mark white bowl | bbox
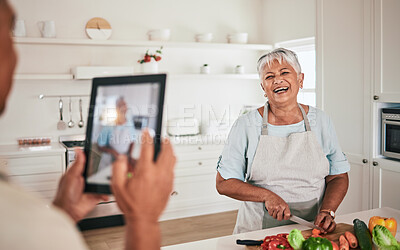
[147,29,171,41]
[195,33,213,43]
[227,33,248,44]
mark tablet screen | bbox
[84,75,165,192]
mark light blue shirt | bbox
[217,106,350,182]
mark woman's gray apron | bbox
[233,102,329,234]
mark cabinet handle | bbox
[198,162,202,166]
[362,159,368,164]
[171,191,178,196]
[198,146,202,150]
[373,95,379,100]
[372,161,379,166]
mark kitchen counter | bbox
[162,207,400,250]
[0,142,66,157]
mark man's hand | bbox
[53,149,108,222]
[111,129,176,223]
[111,130,176,250]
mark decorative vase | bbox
[141,61,159,73]
[200,65,210,74]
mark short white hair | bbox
[257,48,302,79]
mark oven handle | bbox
[383,120,400,126]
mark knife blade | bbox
[290,215,324,231]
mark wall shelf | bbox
[170,74,260,80]
[14,74,74,80]
[13,37,273,51]
[13,73,260,80]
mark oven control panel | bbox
[382,113,400,120]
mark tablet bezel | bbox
[83,74,166,194]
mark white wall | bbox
[260,0,316,44]
[1,0,269,145]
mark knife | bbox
[236,239,264,246]
[290,214,324,231]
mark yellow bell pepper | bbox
[368,216,397,237]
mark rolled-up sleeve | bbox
[217,118,248,181]
[326,117,351,175]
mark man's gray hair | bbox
[257,48,302,79]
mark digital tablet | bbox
[84,74,166,194]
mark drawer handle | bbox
[198,162,202,166]
[171,191,179,196]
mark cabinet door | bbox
[317,0,373,213]
[374,0,400,101]
[2,154,64,201]
[380,168,400,209]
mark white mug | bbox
[13,20,26,37]
[37,20,56,38]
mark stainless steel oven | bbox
[382,108,400,160]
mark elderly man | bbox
[0,1,176,249]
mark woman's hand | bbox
[264,193,291,221]
[314,212,336,233]
[53,149,109,222]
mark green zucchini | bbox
[353,218,373,250]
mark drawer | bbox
[3,155,63,176]
[9,173,61,193]
[175,158,218,177]
[175,145,223,162]
[173,144,224,155]
[168,174,221,204]
[33,189,57,201]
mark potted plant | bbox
[138,47,163,73]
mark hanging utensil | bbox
[68,98,75,128]
[57,98,67,130]
[78,98,84,128]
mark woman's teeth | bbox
[273,87,289,93]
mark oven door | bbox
[382,120,400,159]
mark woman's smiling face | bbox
[260,59,304,106]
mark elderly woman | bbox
[216,48,349,234]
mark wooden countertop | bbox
[162,207,400,250]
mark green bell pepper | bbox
[303,237,333,250]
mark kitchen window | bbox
[275,37,316,107]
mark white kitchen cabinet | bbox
[0,144,65,203]
[371,158,400,210]
[373,0,400,102]
[380,168,400,209]
[160,143,240,221]
[317,0,373,214]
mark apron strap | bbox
[261,102,311,135]
[298,104,311,131]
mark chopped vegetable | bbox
[369,216,397,237]
[303,237,333,250]
[262,233,293,250]
[288,229,305,250]
[372,225,400,250]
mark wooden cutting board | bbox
[246,223,356,250]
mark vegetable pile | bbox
[261,233,293,250]
[270,216,399,250]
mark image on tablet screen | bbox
[86,83,160,185]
